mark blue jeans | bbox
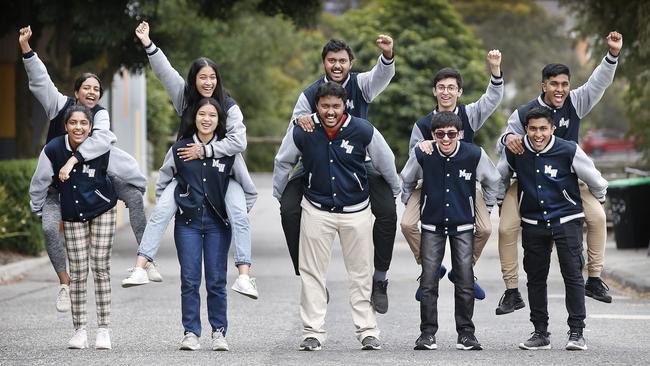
[174,208,231,336]
[138,178,251,266]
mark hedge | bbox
[0,159,44,255]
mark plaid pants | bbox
[63,207,116,330]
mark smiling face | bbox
[195,103,219,141]
[433,77,462,111]
[74,78,101,109]
[323,50,353,83]
[526,117,555,151]
[65,111,91,149]
[542,74,570,109]
[317,95,345,131]
[432,126,460,155]
[195,66,217,98]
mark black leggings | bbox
[280,170,397,275]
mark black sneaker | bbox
[371,280,389,314]
[585,277,612,303]
[495,288,526,315]
[299,337,321,351]
[565,329,587,351]
[361,336,381,350]
[414,334,437,350]
[456,332,482,350]
[519,330,551,350]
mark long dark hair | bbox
[180,97,226,141]
[178,58,226,139]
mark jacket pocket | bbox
[95,189,111,203]
[562,189,578,205]
[353,172,363,190]
[179,184,190,198]
[469,195,475,217]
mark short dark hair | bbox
[431,111,463,131]
[74,73,103,99]
[433,67,463,89]
[63,104,94,127]
[180,97,227,140]
[524,106,553,127]
[321,39,354,61]
[315,81,347,104]
[542,63,570,81]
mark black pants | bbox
[522,220,586,332]
[419,230,475,336]
[280,168,397,276]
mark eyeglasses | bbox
[435,84,459,93]
[434,130,459,139]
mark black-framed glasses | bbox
[434,130,459,139]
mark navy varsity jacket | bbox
[497,135,608,227]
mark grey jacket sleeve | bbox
[464,74,504,132]
[367,128,400,196]
[571,53,619,118]
[290,93,312,121]
[155,147,177,199]
[356,54,396,102]
[496,152,514,203]
[407,123,426,158]
[107,146,147,193]
[272,129,302,200]
[572,145,608,202]
[205,104,247,158]
[497,109,525,151]
[76,109,117,162]
[399,154,422,205]
[146,43,186,115]
[29,149,54,215]
[230,154,258,212]
[22,53,69,120]
[476,148,500,208]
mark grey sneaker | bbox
[361,336,381,350]
[179,332,200,350]
[519,330,551,350]
[299,337,321,351]
[566,330,587,351]
[56,284,71,312]
[456,332,482,350]
[212,331,229,351]
[414,334,437,350]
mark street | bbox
[1,173,649,365]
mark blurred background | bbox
[1,0,648,253]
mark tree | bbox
[563,0,649,159]
[325,0,504,167]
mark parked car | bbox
[581,129,636,156]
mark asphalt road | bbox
[2,173,650,365]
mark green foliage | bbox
[326,0,503,167]
[0,160,44,255]
[563,0,650,161]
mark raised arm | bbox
[464,50,504,132]
[571,31,622,118]
[356,34,395,103]
[367,127,400,196]
[136,21,186,115]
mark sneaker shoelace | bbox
[567,330,582,342]
[592,278,610,293]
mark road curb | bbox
[602,267,650,295]
[0,256,49,282]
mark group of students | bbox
[21,20,623,352]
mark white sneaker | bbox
[231,275,259,299]
[121,267,149,288]
[212,331,229,351]
[95,328,112,350]
[179,332,200,350]
[56,284,71,312]
[68,329,88,349]
[145,261,163,282]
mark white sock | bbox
[238,274,250,280]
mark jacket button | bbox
[73,185,77,189]
[72,169,76,172]
[203,178,206,182]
